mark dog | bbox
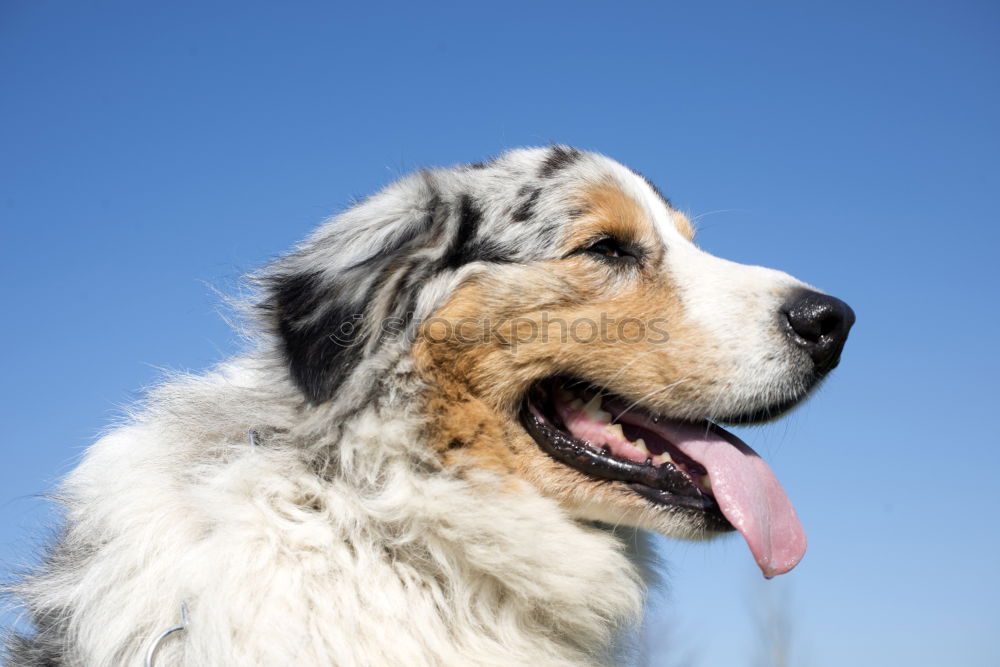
[3,146,853,666]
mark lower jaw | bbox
[518,394,732,532]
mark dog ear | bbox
[265,270,367,404]
[261,175,450,404]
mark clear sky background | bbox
[1,1,997,665]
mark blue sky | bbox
[1,1,997,664]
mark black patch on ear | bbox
[539,145,581,178]
[266,187,509,404]
[268,271,366,404]
[266,187,454,404]
[512,187,542,222]
[441,194,484,269]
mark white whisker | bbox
[612,378,692,424]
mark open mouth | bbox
[520,377,807,577]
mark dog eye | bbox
[586,238,639,262]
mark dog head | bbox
[262,146,854,577]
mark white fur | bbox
[11,357,645,666]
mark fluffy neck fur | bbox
[9,352,648,666]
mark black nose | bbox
[782,289,856,372]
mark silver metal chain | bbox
[143,602,188,667]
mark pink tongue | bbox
[646,418,806,577]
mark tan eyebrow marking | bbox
[564,182,650,251]
[671,210,695,241]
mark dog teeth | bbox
[569,398,584,410]
[605,423,625,440]
[701,475,713,492]
[632,438,649,455]
[582,395,612,423]
[591,408,613,423]
[652,452,673,466]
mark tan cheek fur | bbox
[412,184,719,515]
